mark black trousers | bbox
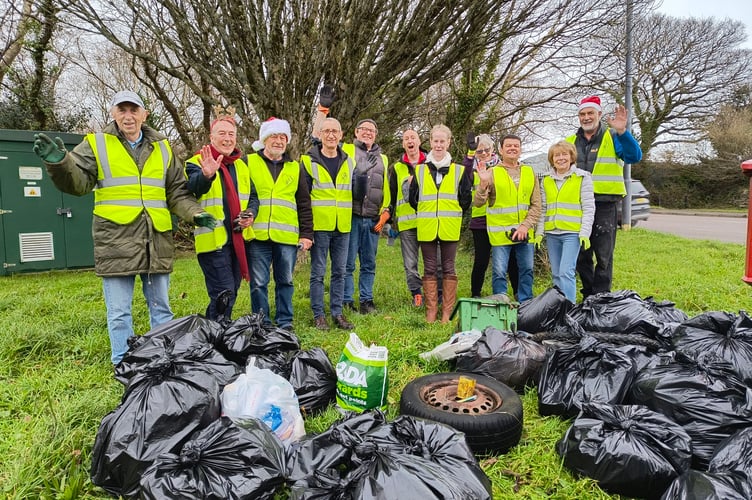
[577,200,618,298]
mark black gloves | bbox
[466,132,478,151]
[319,85,336,108]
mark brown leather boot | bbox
[440,274,459,324]
[423,275,439,323]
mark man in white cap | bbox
[246,117,314,331]
[566,95,642,299]
[32,90,216,365]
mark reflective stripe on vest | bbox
[393,161,417,230]
[543,174,583,232]
[302,155,354,232]
[486,165,535,246]
[416,163,463,242]
[247,154,300,244]
[187,154,255,253]
[471,171,487,218]
[567,130,626,196]
[88,132,172,231]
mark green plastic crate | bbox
[449,297,518,332]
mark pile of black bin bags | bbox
[91,313,492,499]
[456,288,752,499]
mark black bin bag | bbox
[216,313,300,365]
[661,470,751,500]
[557,403,692,499]
[672,310,752,385]
[455,326,547,391]
[708,427,752,479]
[115,331,240,388]
[568,290,672,345]
[139,416,287,499]
[286,411,492,499]
[630,351,752,470]
[517,286,573,333]
[538,336,637,418]
[91,353,222,497]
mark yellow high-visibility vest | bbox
[247,154,300,245]
[566,129,626,196]
[301,155,354,232]
[88,132,172,231]
[392,161,418,230]
[186,154,254,253]
[543,173,584,232]
[486,165,535,246]
[415,163,464,242]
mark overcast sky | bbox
[655,0,752,48]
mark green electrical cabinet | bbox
[0,129,93,275]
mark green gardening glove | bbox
[194,213,218,228]
[580,237,590,250]
[531,234,543,250]
[33,133,67,163]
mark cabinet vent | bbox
[19,232,55,262]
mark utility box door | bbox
[0,130,93,275]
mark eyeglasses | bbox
[476,148,492,155]
[357,126,377,134]
[320,129,341,136]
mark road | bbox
[637,212,748,245]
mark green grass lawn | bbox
[0,228,748,499]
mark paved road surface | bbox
[638,213,747,245]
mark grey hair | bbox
[477,134,494,150]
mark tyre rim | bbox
[419,379,503,414]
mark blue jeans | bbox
[310,230,350,318]
[248,240,297,328]
[344,215,380,303]
[102,273,173,365]
[491,243,534,301]
[546,233,580,303]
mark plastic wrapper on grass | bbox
[537,336,637,418]
[286,411,491,499]
[660,470,751,500]
[630,351,752,470]
[90,355,222,497]
[517,286,573,333]
[557,403,692,499]
[139,416,287,500]
[672,310,752,385]
[115,333,240,388]
[215,313,300,364]
[455,326,546,391]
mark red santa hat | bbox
[578,96,602,112]
[252,117,292,151]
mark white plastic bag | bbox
[419,329,483,361]
[221,362,306,444]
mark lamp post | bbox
[622,0,634,229]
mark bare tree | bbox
[59,0,644,156]
[0,0,35,86]
[591,12,752,157]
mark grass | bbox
[0,228,749,499]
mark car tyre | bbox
[399,372,523,454]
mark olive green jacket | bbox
[43,122,204,276]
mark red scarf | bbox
[209,145,250,282]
